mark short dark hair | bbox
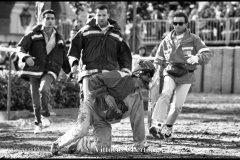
[42,10,56,18]
[173,11,188,23]
[95,4,108,12]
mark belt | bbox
[82,69,110,74]
[188,70,194,73]
[78,69,110,83]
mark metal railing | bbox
[141,17,240,46]
[0,46,17,120]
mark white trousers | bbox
[152,76,191,125]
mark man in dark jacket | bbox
[16,10,70,134]
[68,4,132,102]
[51,60,155,155]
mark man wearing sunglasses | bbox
[149,11,213,139]
[51,60,155,155]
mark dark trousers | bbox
[29,74,54,125]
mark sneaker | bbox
[51,142,60,155]
[67,140,79,154]
[41,115,51,128]
[162,125,173,139]
[149,125,164,139]
[34,123,43,134]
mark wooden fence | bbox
[190,46,240,93]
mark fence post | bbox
[132,1,137,53]
[225,18,230,46]
[195,19,199,37]
[7,52,13,120]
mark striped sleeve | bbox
[194,36,213,64]
[16,32,33,63]
[154,41,166,66]
[67,31,83,66]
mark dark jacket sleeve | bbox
[117,41,132,72]
[17,32,33,63]
[62,45,71,74]
[67,30,84,67]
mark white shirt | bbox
[41,26,56,55]
[97,22,113,35]
[173,32,185,47]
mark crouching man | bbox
[51,60,155,155]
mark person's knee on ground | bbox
[52,99,92,153]
[75,124,112,153]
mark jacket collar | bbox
[87,18,121,31]
[165,29,193,45]
[32,24,63,41]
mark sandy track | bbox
[0,93,240,158]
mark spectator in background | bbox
[214,3,225,19]
[188,4,199,34]
[176,5,183,12]
[86,13,95,24]
[167,10,175,31]
[72,18,83,31]
[225,2,236,18]
[136,46,149,57]
[128,14,144,53]
[235,5,240,17]
[189,4,199,21]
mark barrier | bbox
[210,47,222,93]
[0,46,17,120]
[141,17,240,46]
[234,47,240,93]
[221,47,234,93]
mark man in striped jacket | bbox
[68,4,132,103]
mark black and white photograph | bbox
[0,1,240,158]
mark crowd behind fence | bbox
[141,17,240,46]
[56,17,240,47]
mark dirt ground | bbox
[0,93,240,159]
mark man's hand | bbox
[104,95,122,114]
[25,57,35,66]
[187,55,199,65]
